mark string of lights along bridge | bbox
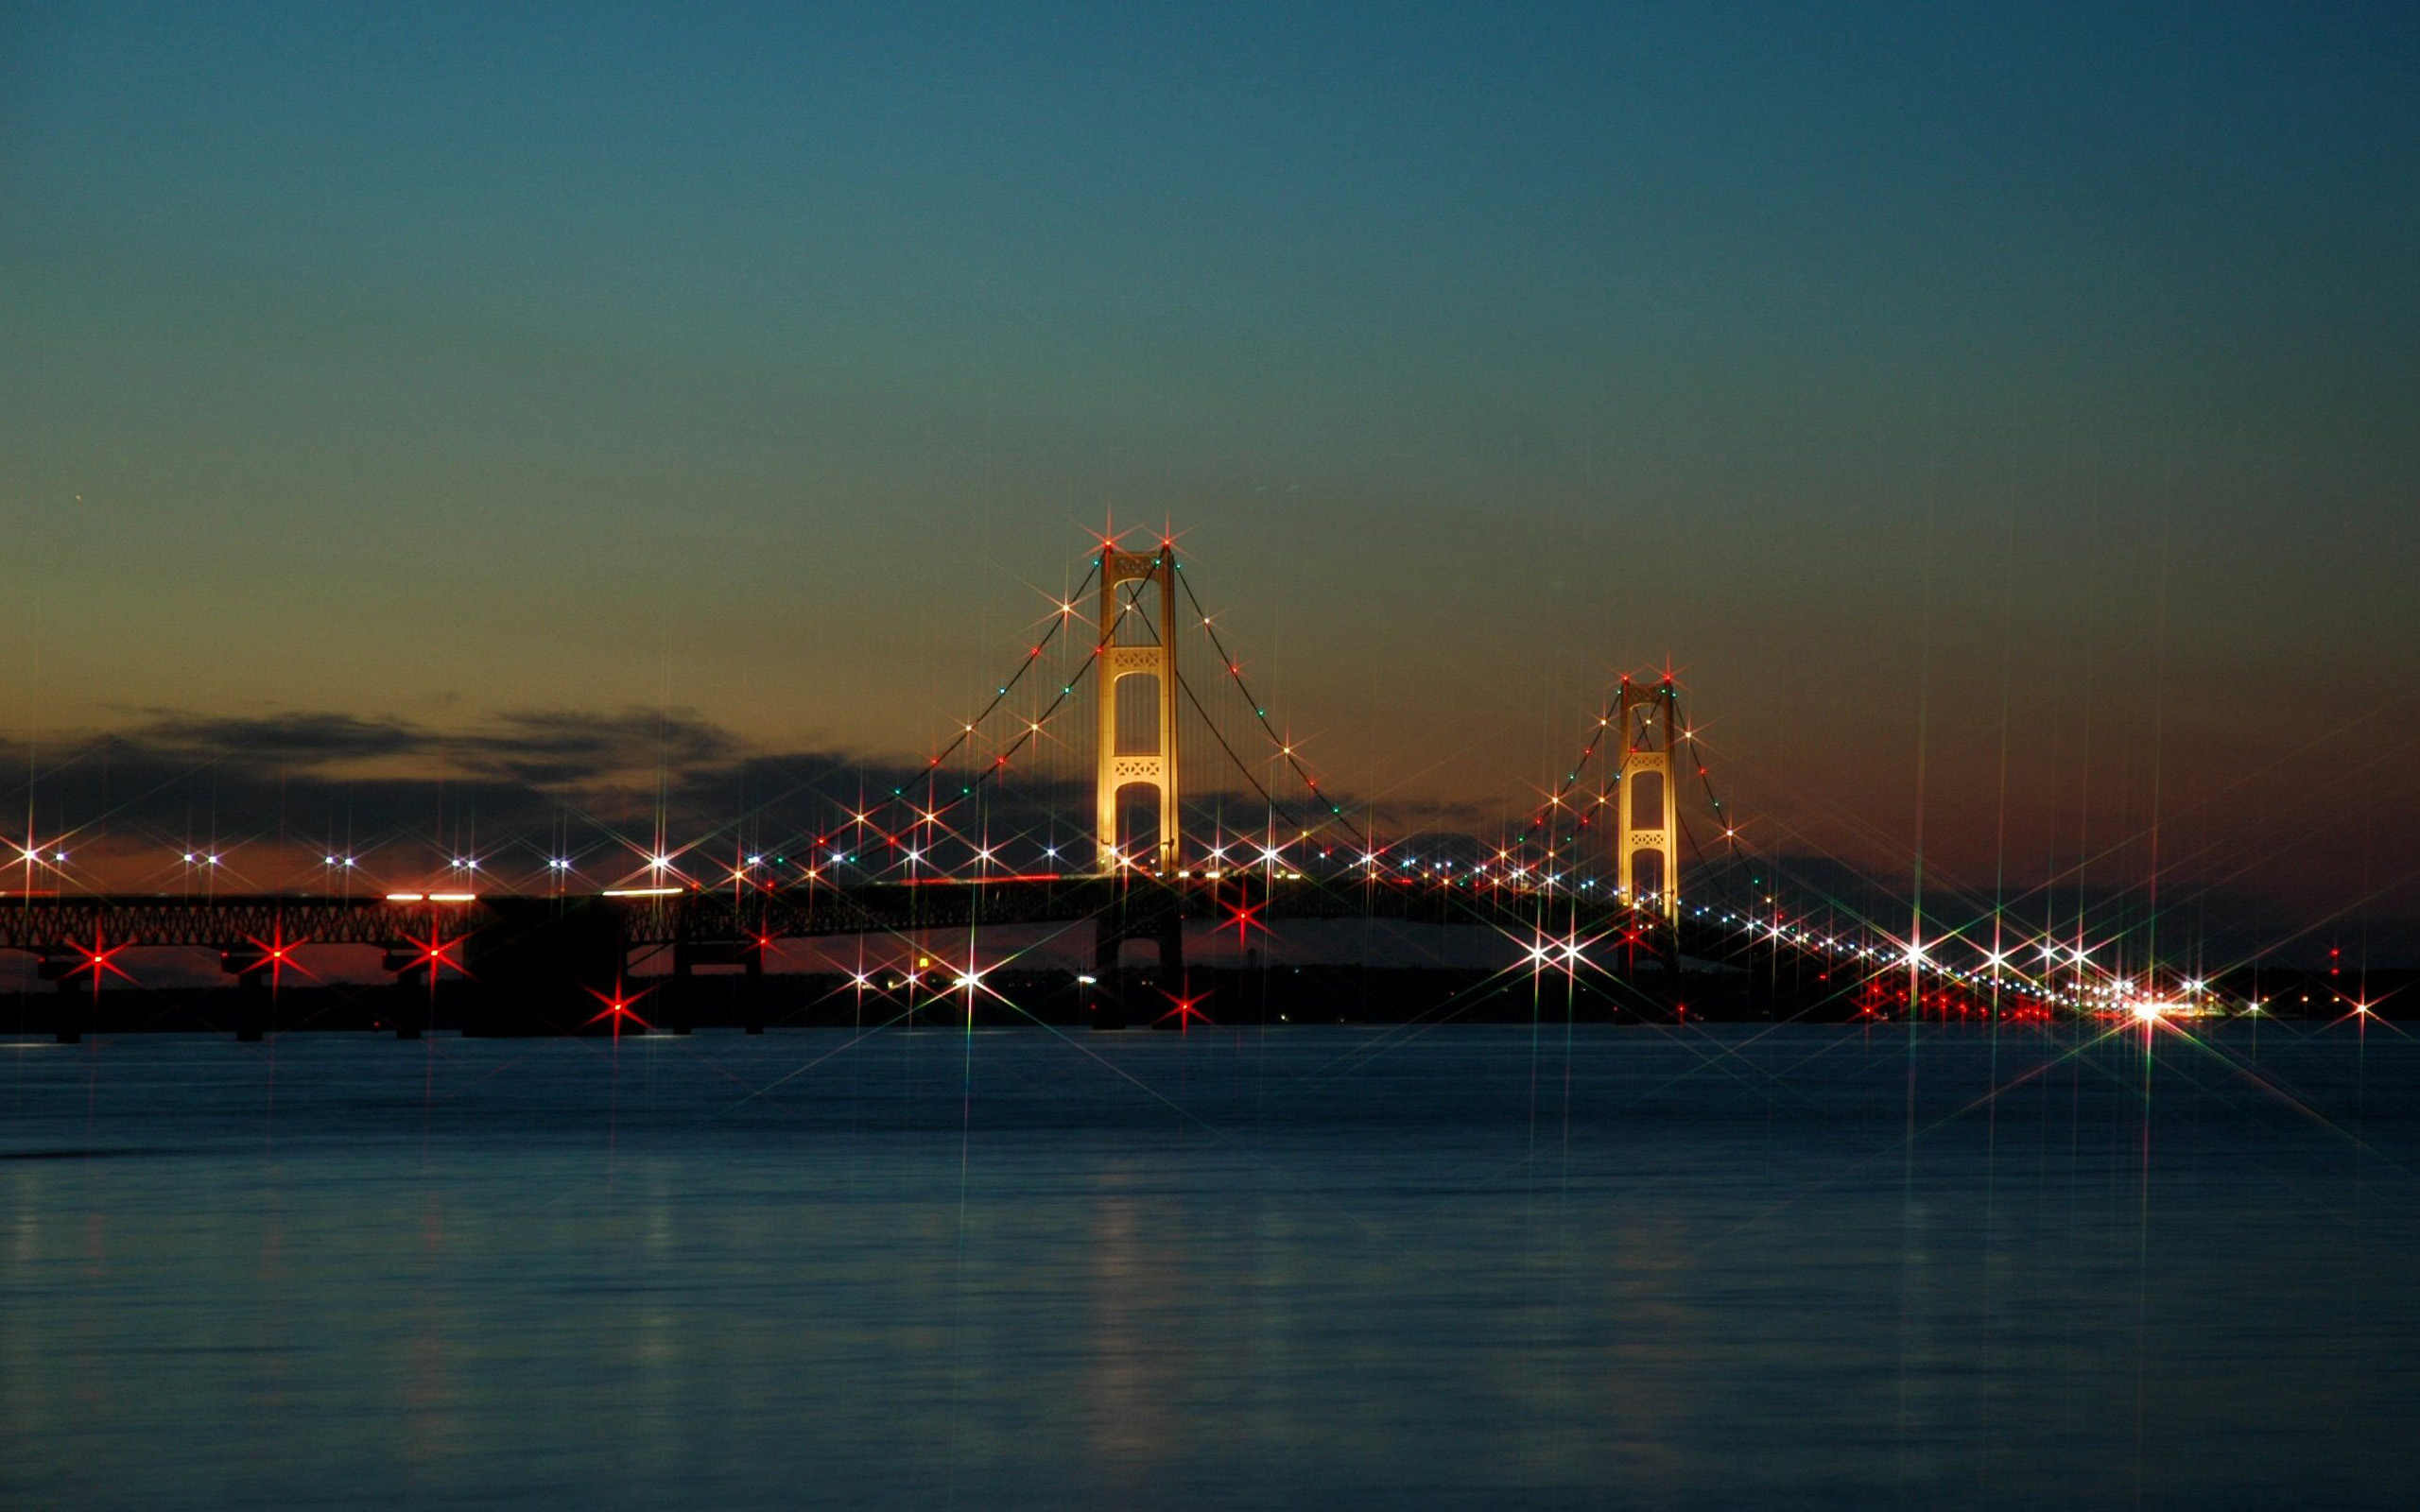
[7,529,2284,1041]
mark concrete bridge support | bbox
[1092,891,1184,1030]
[459,899,628,1037]
[380,952,437,1038]
[36,957,83,1043]
[220,950,272,1041]
[667,937,766,1034]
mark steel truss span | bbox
[0,878,1700,954]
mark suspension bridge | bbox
[5,532,2239,1040]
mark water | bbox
[4,1022,2414,1510]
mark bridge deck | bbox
[0,877,1731,955]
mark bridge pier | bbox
[1619,953,1683,1022]
[459,899,628,1038]
[222,950,271,1041]
[36,958,84,1043]
[1093,901,1184,1030]
[1638,917,1686,1021]
[669,938,768,1033]
[381,952,435,1038]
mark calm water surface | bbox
[3,1022,2414,1510]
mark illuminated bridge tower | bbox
[1091,543,1184,1020]
[1615,679,1682,924]
[1095,544,1181,874]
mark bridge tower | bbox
[1095,544,1181,874]
[1614,679,1681,923]
[1090,542,1185,1022]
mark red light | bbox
[243,924,313,989]
[584,980,653,1040]
[65,933,134,989]
[1155,988,1213,1032]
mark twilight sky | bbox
[5,3,2416,957]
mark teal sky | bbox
[4,2,2416,946]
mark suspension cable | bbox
[921,558,1103,774]
[1175,567,1369,849]
[1511,686,1627,850]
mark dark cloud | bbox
[119,707,740,788]
[455,709,742,787]
[133,712,428,766]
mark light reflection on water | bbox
[2,1023,2413,1510]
